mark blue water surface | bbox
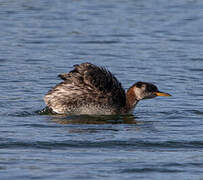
[0,0,203,179]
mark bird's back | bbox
[44,63,126,115]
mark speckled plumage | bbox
[44,63,126,115]
[44,62,171,115]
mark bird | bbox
[44,62,171,115]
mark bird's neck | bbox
[125,87,139,113]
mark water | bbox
[0,0,203,179]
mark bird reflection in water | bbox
[50,114,137,125]
[39,109,156,133]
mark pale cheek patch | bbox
[133,87,142,100]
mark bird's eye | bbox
[147,85,158,92]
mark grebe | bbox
[44,63,171,115]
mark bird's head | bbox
[131,81,171,101]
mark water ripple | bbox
[120,167,183,173]
[1,140,203,150]
[72,40,120,44]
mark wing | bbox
[44,62,126,114]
